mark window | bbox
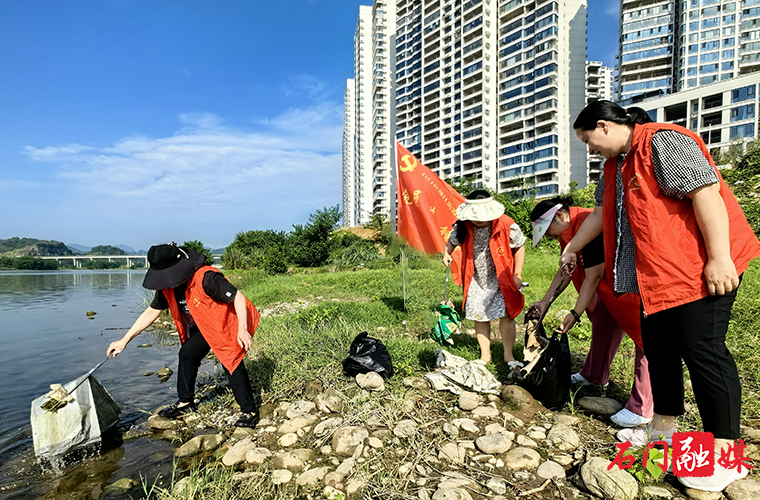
[732,85,756,103]
[729,123,755,139]
[731,104,755,122]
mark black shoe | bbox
[157,401,196,419]
[235,412,260,428]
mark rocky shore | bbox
[121,372,760,500]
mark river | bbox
[0,270,217,499]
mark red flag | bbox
[396,143,465,283]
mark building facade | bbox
[342,80,358,227]
[638,73,758,153]
[618,0,760,103]
[586,61,615,183]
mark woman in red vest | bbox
[107,243,261,428]
[564,100,760,492]
[529,197,653,428]
[442,190,526,368]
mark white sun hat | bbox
[456,197,505,222]
[532,204,563,247]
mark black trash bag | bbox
[342,332,394,379]
[519,328,571,411]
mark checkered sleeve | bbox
[594,175,604,207]
[651,130,718,199]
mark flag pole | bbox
[401,245,407,312]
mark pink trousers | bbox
[579,295,654,417]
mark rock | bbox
[546,424,580,452]
[452,418,479,434]
[172,476,192,496]
[277,414,318,434]
[553,454,573,466]
[346,479,367,499]
[459,391,480,410]
[578,397,623,416]
[554,414,580,426]
[394,419,419,439]
[303,379,322,398]
[271,469,292,485]
[323,472,344,488]
[272,448,316,472]
[505,447,541,470]
[314,417,344,436]
[316,391,344,414]
[431,488,473,500]
[336,458,355,476]
[537,460,566,479]
[296,466,331,487]
[259,403,275,417]
[147,415,177,430]
[580,457,638,500]
[472,406,500,418]
[516,435,537,448]
[278,433,299,447]
[105,477,138,491]
[156,366,173,378]
[439,443,465,463]
[367,437,383,449]
[286,400,316,418]
[486,477,507,495]
[143,372,155,376]
[500,385,534,410]
[726,479,760,500]
[232,427,258,440]
[332,427,369,457]
[222,438,256,466]
[740,425,760,442]
[245,447,272,466]
[403,376,430,390]
[174,434,226,457]
[356,372,385,391]
[475,433,512,454]
[86,310,97,316]
[642,486,672,498]
[526,427,547,440]
[684,489,722,500]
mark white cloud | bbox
[18,99,345,247]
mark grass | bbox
[141,247,760,499]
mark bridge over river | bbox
[40,254,222,268]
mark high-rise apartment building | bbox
[395,0,589,198]
[587,60,614,102]
[342,4,395,226]
[618,0,760,103]
[343,0,593,225]
[342,80,358,227]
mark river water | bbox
[0,270,216,499]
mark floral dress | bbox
[450,223,525,322]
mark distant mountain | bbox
[66,243,91,255]
[211,247,227,254]
[89,245,127,256]
[115,244,136,254]
[0,237,73,257]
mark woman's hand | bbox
[513,274,523,291]
[704,257,739,295]
[442,253,453,267]
[527,300,547,318]
[237,329,252,351]
[559,251,577,276]
[559,313,577,334]
[107,339,127,357]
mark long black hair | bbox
[530,196,573,223]
[573,100,653,131]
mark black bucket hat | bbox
[143,243,196,290]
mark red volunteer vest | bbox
[164,266,260,373]
[560,207,642,348]
[459,214,525,320]
[602,122,760,315]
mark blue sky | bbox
[0,1,618,251]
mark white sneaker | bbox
[610,408,653,428]
[617,424,675,446]
[570,372,608,387]
[678,452,749,492]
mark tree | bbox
[182,240,213,265]
[89,245,126,256]
[286,205,343,267]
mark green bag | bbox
[430,267,461,346]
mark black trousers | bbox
[640,285,741,439]
[177,329,256,413]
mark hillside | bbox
[0,237,73,257]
